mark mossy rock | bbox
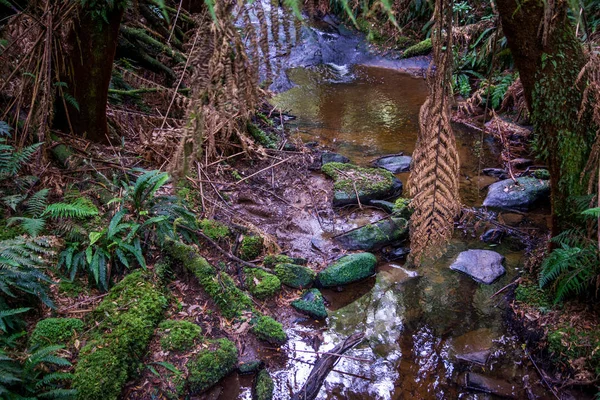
[238,360,264,375]
[322,162,402,206]
[291,289,327,320]
[248,123,278,149]
[396,36,416,49]
[402,38,432,58]
[252,316,287,346]
[274,263,316,289]
[165,241,253,319]
[199,219,230,240]
[316,253,377,287]
[532,169,550,180]
[29,318,84,348]
[334,217,409,251]
[158,320,202,352]
[240,235,264,261]
[245,268,281,299]
[187,338,238,394]
[392,198,412,218]
[483,177,550,211]
[263,254,307,268]
[253,369,274,400]
[73,271,167,400]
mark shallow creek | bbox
[221,21,552,400]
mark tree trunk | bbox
[62,6,124,144]
[497,0,596,231]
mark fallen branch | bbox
[291,332,365,400]
[234,156,296,184]
[290,358,373,381]
[490,277,522,299]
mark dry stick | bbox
[283,346,372,363]
[196,162,206,212]
[290,358,373,381]
[523,346,561,400]
[167,0,184,44]
[332,167,363,210]
[291,332,366,400]
[489,277,522,299]
[57,293,109,313]
[235,156,295,184]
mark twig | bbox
[235,156,296,184]
[523,346,560,399]
[490,277,522,299]
[280,347,373,363]
[290,358,373,381]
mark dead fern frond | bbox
[408,0,460,266]
[577,51,600,195]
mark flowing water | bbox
[227,17,552,400]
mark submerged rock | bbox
[316,252,377,287]
[483,177,550,210]
[322,162,402,206]
[373,155,412,173]
[291,288,328,320]
[449,250,505,284]
[321,152,350,165]
[459,372,518,398]
[384,246,410,260]
[238,360,264,375]
[274,263,315,289]
[335,217,409,251]
[480,228,504,244]
[369,199,396,213]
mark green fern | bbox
[0,307,30,333]
[44,198,99,219]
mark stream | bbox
[224,15,553,400]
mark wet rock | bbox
[335,217,409,251]
[187,338,238,394]
[274,263,316,289]
[392,198,412,218]
[449,250,505,284]
[373,155,412,173]
[532,168,550,180]
[291,288,328,320]
[480,228,504,244]
[238,360,264,375]
[385,246,410,260]
[251,316,287,346]
[316,252,377,287]
[456,350,491,366]
[482,177,550,211]
[369,200,395,213]
[482,168,508,179]
[459,372,518,398]
[322,162,403,206]
[310,238,327,253]
[321,152,350,165]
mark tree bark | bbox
[62,6,124,144]
[497,0,596,231]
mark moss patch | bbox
[515,283,552,310]
[29,318,83,348]
[274,263,316,289]
[291,289,327,320]
[392,198,412,218]
[547,325,600,376]
[245,268,281,299]
[254,369,274,400]
[187,338,238,394]
[248,123,278,149]
[402,38,432,58]
[252,316,287,346]
[158,320,202,352]
[199,219,230,241]
[239,235,264,261]
[165,241,253,319]
[238,360,263,375]
[73,271,167,400]
[316,253,377,287]
[263,254,294,268]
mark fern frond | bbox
[44,198,99,219]
[26,189,50,217]
[7,217,46,237]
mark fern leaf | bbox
[26,189,49,217]
[44,198,99,219]
[7,217,46,237]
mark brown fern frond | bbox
[408,0,460,266]
[577,51,600,195]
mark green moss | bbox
[248,123,278,149]
[158,320,202,351]
[274,263,316,289]
[263,254,294,268]
[29,318,84,348]
[532,169,550,180]
[291,289,327,320]
[187,338,238,394]
[245,268,281,299]
[254,369,274,400]
[73,271,167,400]
[316,253,377,287]
[402,38,432,58]
[199,219,230,241]
[239,235,264,261]
[238,360,263,374]
[252,316,287,346]
[392,198,412,218]
[58,280,86,298]
[547,326,600,376]
[165,241,253,319]
[515,283,552,310]
[395,36,415,49]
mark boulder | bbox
[316,253,377,287]
[274,263,315,289]
[335,217,409,251]
[483,177,550,211]
[482,168,508,179]
[373,155,412,173]
[459,372,518,398]
[291,289,328,320]
[321,152,350,165]
[322,162,403,206]
[449,250,505,284]
[369,200,396,213]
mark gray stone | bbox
[483,177,550,211]
[482,168,508,179]
[456,350,491,366]
[321,152,350,165]
[374,155,412,173]
[460,372,518,398]
[480,229,504,244]
[369,200,396,213]
[335,217,409,251]
[386,246,410,260]
[449,250,505,284]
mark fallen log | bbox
[291,332,365,400]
